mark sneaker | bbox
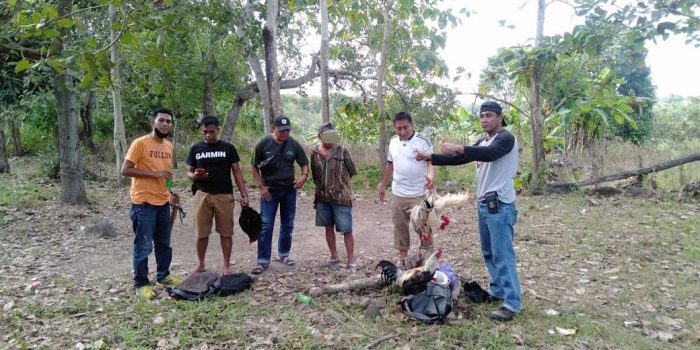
[136,285,157,299]
[156,275,182,288]
[489,307,516,322]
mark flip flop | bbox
[325,258,339,266]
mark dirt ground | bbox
[0,183,483,293]
[2,179,699,348]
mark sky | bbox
[441,0,700,100]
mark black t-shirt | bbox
[186,140,240,194]
[251,135,309,191]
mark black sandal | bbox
[251,264,268,274]
[276,257,295,266]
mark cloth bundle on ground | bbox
[463,280,492,303]
[238,205,262,243]
[399,282,453,324]
[168,272,252,301]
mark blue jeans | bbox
[477,201,521,312]
[257,189,297,264]
[130,203,173,288]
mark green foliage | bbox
[481,21,650,154]
[350,163,382,190]
[651,96,700,141]
[575,0,700,46]
[41,156,60,179]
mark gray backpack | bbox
[399,282,453,324]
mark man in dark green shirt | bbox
[250,116,309,274]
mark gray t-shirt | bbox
[431,129,518,203]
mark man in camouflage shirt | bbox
[309,122,358,269]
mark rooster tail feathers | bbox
[433,191,470,212]
[377,260,401,284]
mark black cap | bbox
[480,101,506,126]
[318,122,336,133]
[272,116,291,131]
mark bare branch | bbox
[457,92,530,119]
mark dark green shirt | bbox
[252,135,309,191]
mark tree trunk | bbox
[229,0,271,134]
[529,0,546,191]
[9,119,22,156]
[376,0,393,171]
[250,57,272,133]
[545,152,700,191]
[308,275,385,297]
[80,88,96,151]
[0,117,9,174]
[201,37,217,117]
[222,94,247,143]
[263,0,282,120]
[109,3,128,186]
[53,0,87,204]
[319,0,330,123]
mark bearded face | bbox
[152,112,173,138]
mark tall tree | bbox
[319,0,330,123]
[79,87,96,151]
[109,3,128,185]
[376,0,393,170]
[53,0,87,204]
[263,0,283,120]
[529,0,546,189]
[0,116,9,173]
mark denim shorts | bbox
[315,201,352,233]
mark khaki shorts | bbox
[391,195,424,250]
[193,191,235,239]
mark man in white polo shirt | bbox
[378,112,434,266]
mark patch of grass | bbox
[0,174,57,208]
[679,214,700,261]
[352,163,382,191]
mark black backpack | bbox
[168,272,253,301]
[399,282,453,324]
[213,273,252,297]
[168,272,220,301]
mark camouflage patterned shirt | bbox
[310,144,357,206]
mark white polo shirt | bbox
[387,132,433,198]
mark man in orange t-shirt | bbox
[121,108,182,299]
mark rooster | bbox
[408,189,470,255]
[377,249,443,295]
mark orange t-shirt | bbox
[125,135,173,205]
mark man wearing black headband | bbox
[415,101,521,322]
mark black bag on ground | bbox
[399,282,453,324]
[168,272,220,301]
[213,273,252,297]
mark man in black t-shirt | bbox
[250,116,309,274]
[186,116,249,275]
